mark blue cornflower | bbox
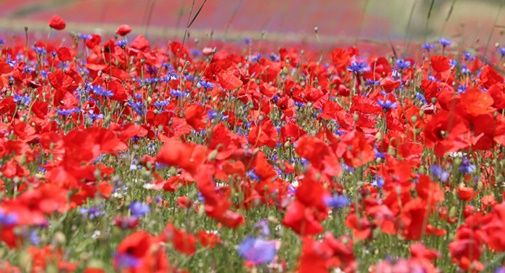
[396,59,411,70]
[422,43,435,52]
[365,79,380,86]
[198,80,214,90]
[170,89,186,98]
[40,70,48,79]
[463,51,474,61]
[334,129,344,136]
[372,176,385,188]
[88,111,104,122]
[347,61,370,74]
[33,46,47,55]
[184,73,194,81]
[461,66,470,75]
[190,49,202,57]
[378,99,397,111]
[439,38,452,48]
[324,194,350,209]
[430,164,449,182]
[457,85,467,94]
[238,236,277,265]
[13,94,31,106]
[269,54,280,62]
[129,158,139,171]
[374,149,386,160]
[92,85,113,98]
[24,65,35,73]
[57,108,80,117]
[114,253,139,269]
[207,109,218,120]
[415,92,427,104]
[0,210,17,226]
[459,157,476,175]
[450,59,457,68]
[342,163,354,174]
[129,201,150,218]
[294,101,305,108]
[197,192,205,203]
[250,54,262,62]
[116,39,128,48]
[79,206,104,220]
[127,100,145,116]
[78,33,92,40]
[153,100,169,110]
[499,47,505,58]
[247,170,260,181]
[29,229,40,245]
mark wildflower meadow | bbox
[1,13,505,273]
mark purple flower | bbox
[29,229,40,245]
[438,38,451,48]
[127,100,145,116]
[422,43,435,52]
[463,51,474,61]
[415,92,427,104]
[92,85,113,98]
[170,89,186,98]
[79,206,105,220]
[347,61,370,74]
[247,170,260,181]
[378,99,397,111]
[395,59,411,70]
[372,176,385,188]
[129,201,150,218]
[13,94,31,106]
[198,80,214,90]
[324,194,350,209]
[254,220,270,237]
[207,109,218,120]
[154,100,169,110]
[459,157,476,175]
[0,210,17,226]
[57,107,80,117]
[238,236,277,265]
[499,47,505,58]
[114,253,140,269]
[116,39,128,48]
[430,164,449,182]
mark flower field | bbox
[2,16,505,273]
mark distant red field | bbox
[0,0,393,39]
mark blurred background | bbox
[0,0,504,45]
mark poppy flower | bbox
[49,15,66,30]
[116,24,132,36]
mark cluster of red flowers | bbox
[1,15,505,272]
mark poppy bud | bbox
[208,149,218,161]
[116,24,132,36]
[53,231,66,246]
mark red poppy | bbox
[458,87,495,117]
[116,24,132,36]
[49,15,66,30]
